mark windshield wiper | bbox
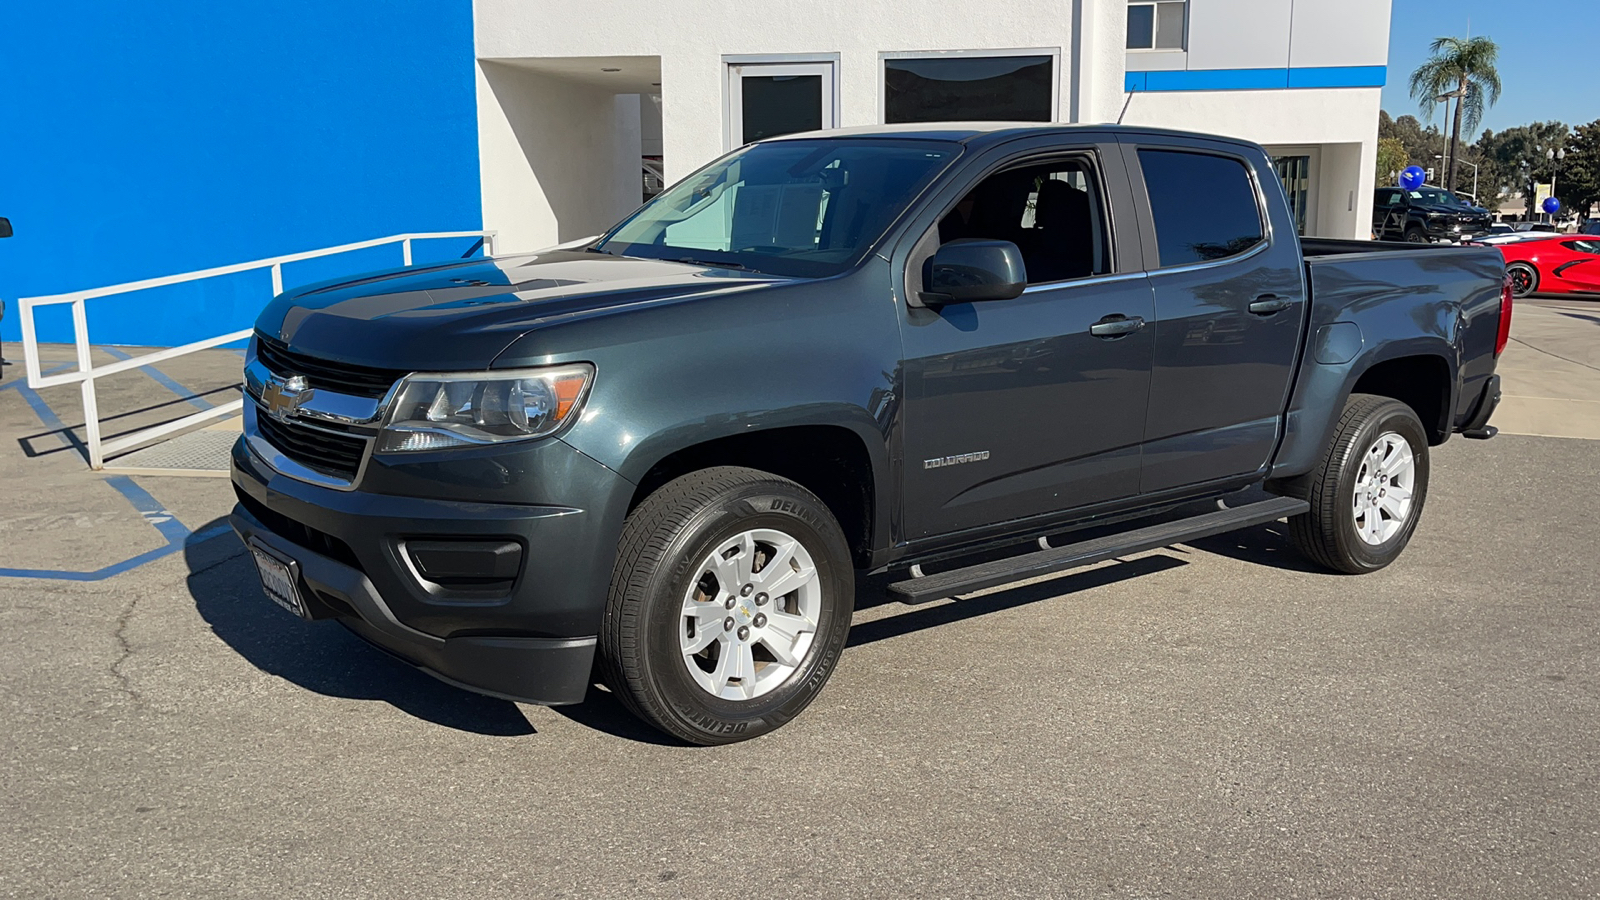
[585,245,614,255]
[676,257,748,271]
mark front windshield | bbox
[595,138,962,278]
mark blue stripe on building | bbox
[0,0,482,348]
[1125,66,1387,93]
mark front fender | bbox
[494,267,903,551]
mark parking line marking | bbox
[100,346,215,412]
[1,377,236,582]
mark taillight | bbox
[1495,272,1514,357]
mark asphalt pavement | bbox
[1,300,1596,899]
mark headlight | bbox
[377,364,594,452]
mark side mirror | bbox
[919,239,1027,305]
[0,218,11,239]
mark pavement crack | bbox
[109,593,145,707]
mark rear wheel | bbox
[1282,394,1431,574]
[1507,261,1539,298]
[599,467,855,744]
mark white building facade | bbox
[473,0,1392,253]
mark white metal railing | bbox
[18,230,496,469]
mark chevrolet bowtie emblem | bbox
[261,374,313,423]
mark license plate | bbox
[249,540,310,620]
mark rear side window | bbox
[1139,149,1265,267]
[1375,189,1402,207]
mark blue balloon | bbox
[1542,196,1562,215]
[1399,166,1427,190]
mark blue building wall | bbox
[0,1,481,348]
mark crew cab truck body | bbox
[231,124,1510,744]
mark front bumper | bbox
[229,433,635,705]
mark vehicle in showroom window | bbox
[232,125,1510,744]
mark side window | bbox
[1375,189,1401,207]
[1567,240,1600,255]
[936,159,1110,284]
[1138,149,1264,267]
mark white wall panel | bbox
[1290,0,1392,68]
[1185,0,1293,70]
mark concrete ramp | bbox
[105,420,240,477]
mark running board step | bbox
[887,496,1309,605]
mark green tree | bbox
[1560,119,1600,218]
[1380,111,1445,180]
[1375,137,1409,187]
[1476,121,1570,216]
[1409,36,1502,193]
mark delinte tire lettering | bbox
[923,450,990,470]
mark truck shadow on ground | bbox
[554,553,1193,744]
[185,511,1318,745]
[1179,521,1327,574]
[183,519,537,737]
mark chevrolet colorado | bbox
[231,124,1510,744]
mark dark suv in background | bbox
[1374,186,1493,242]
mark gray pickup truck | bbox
[230,124,1510,744]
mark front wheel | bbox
[1507,261,1539,298]
[599,467,855,744]
[1403,226,1429,243]
[1282,394,1431,574]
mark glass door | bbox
[1272,155,1311,235]
[727,62,837,148]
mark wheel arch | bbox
[623,423,886,569]
[1271,340,1458,480]
[1348,353,1454,444]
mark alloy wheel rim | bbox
[1510,266,1534,296]
[679,528,821,701]
[1351,431,1416,546]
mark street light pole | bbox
[1437,155,1481,201]
[1547,147,1566,226]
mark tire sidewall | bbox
[635,483,854,743]
[1508,262,1538,298]
[1330,403,1430,571]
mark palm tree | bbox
[1410,36,1502,193]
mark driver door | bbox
[897,140,1156,541]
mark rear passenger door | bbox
[1123,140,1307,493]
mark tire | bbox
[1507,261,1539,298]
[1403,226,1429,243]
[599,466,855,745]
[1281,394,1431,574]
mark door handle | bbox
[1089,314,1145,338]
[1249,295,1293,315]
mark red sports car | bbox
[1493,234,1600,298]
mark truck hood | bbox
[256,250,790,370]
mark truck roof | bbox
[763,121,1259,150]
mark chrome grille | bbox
[255,414,367,480]
[254,333,404,399]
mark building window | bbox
[727,61,838,148]
[884,55,1053,124]
[1127,1,1186,50]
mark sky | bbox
[1382,0,1600,137]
